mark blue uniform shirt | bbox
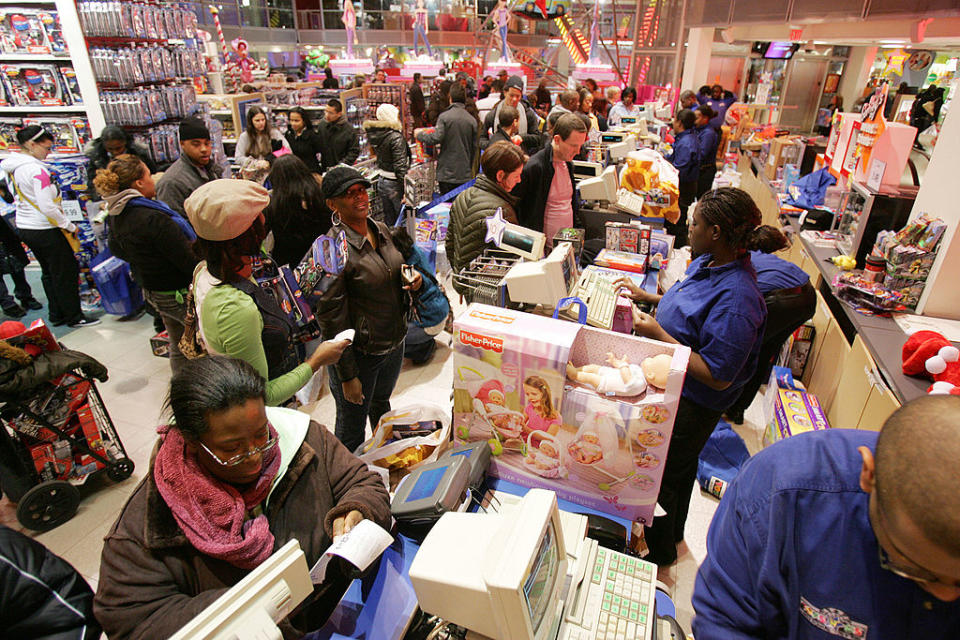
[656,253,765,410]
[751,250,810,295]
[693,429,960,639]
[665,128,700,184]
[694,123,719,169]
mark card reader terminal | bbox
[441,440,492,490]
[391,456,470,523]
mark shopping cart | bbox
[0,345,134,532]
[452,249,521,308]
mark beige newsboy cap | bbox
[184,179,270,241]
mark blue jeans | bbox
[499,25,509,59]
[328,342,405,453]
[413,24,432,56]
[378,177,402,225]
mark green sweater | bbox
[197,273,312,406]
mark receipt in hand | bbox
[309,519,394,585]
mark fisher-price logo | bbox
[460,330,503,354]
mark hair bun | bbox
[92,168,120,198]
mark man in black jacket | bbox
[317,98,361,171]
[481,75,542,153]
[514,112,586,245]
[416,83,478,195]
[488,105,520,147]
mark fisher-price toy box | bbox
[453,303,689,524]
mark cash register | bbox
[410,489,662,640]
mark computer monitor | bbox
[169,540,313,640]
[600,131,626,144]
[494,221,546,261]
[504,242,578,307]
[572,160,603,180]
[409,489,568,640]
[578,165,619,204]
[607,138,635,160]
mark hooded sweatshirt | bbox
[0,152,74,232]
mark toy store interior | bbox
[0,0,959,638]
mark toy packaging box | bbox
[1,63,64,106]
[453,303,689,524]
[763,366,830,446]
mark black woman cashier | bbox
[184,179,349,407]
[314,166,422,452]
[616,187,767,567]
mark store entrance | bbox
[780,58,828,132]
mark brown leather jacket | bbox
[93,416,391,639]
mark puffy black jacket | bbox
[363,120,411,181]
[315,219,409,381]
[447,174,518,294]
[286,127,324,173]
[0,525,101,639]
[317,116,361,171]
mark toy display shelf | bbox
[0,105,85,113]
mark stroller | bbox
[0,324,134,531]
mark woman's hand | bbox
[614,277,652,303]
[332,509,364,539]
[343,377,364,405]
[307,339,350,371]
[631,306,666,340]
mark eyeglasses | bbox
[872,497,960,587]
[199,430,278,467]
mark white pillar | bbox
[681,27,714,93]
[57,0,105,135]
[911,106,960,318]
[838,46,877,112]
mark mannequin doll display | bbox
[342,0,358,59]
[412,0,432,58]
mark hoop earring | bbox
[331,211,342,227]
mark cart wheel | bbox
[107,458,135,482]
[16,481,80,532]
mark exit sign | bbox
[790,28,804,41]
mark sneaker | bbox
[68,316,101,328]
[2,303,25,318]
[18,298,42,310]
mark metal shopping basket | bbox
[452,249,521,308]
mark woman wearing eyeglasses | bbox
[94,355,391,639]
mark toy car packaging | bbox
[453,303,689,524]
[0,10,51,54]
[0,117,21,151]
[2,64,64,106]
[58,66,82,105]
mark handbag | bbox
[177,287,207,360]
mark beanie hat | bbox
[504,75,524,92]
[179,117,210,141]
[376,103,400,125]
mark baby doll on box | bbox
[453,303,689,524]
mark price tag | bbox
[62,200,85,222]
[866,159,886,192]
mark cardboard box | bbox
[453,304,690,524]
[765,136,804,180]
[763,366,830,446]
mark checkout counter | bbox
[737,150,929,430]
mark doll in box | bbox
[567,431,603,464]
[523,431,563,477]
[566,352,648,397]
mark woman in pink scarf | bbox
[94,356,391,639]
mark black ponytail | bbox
[748,225,789,253]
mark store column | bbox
[837,46,877,114]
[680,27,713,94]
[910,105,960,319]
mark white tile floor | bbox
[0,310,770,637]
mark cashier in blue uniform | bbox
[664,108,699,247]
[725,227,816,424]
[616,187,767,567]
[693,104,719,198]
[693,396,960,639]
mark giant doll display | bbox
[412,0,433,58]
[342,0,358,59]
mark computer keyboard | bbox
[567,268,619,330]
[559,537,657,640]
[614,189,646,217]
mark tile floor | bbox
[0,307,770,638]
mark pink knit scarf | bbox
[153,424,281,569]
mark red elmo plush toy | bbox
[901,330,960,395]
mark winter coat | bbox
[317,116,361,171]
[0,152,73,232]
[406,245,449,328]
[482,99,542,153]
[363,120,411,181]
[105,189,198,292]
[513,142,580,233]
[155,155,224,219]
[93,410,391,640]
[286,127,325,173]
[0,525,101,639]
[0,341,106,402]
[415,103,477,184]
[264,195,331,268]
[447,173,519,292]
[84,139,157,189]
[315,218,409,382]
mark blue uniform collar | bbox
[676,128,695,140]
[687,253,755,280]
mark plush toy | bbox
[901,330,960,395]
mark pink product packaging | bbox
[453,303,689,524]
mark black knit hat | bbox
[179,117,210,141]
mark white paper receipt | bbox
[333,329,356,343]
[309,519,394,585]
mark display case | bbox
[835,180,917,268]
